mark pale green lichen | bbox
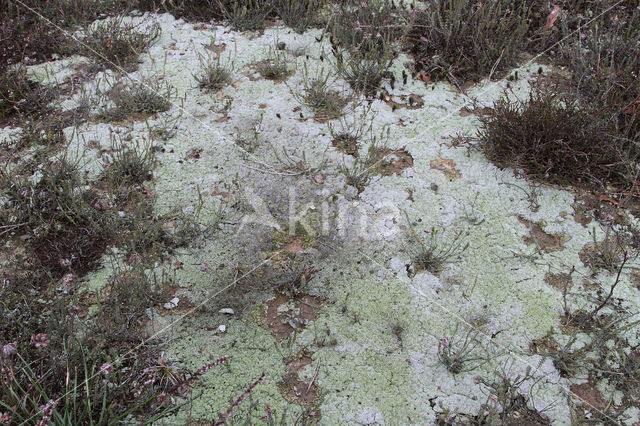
[16,10,640,425]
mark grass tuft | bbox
[221,0,273,31]
[296,65,350,119]
[329,0,405,95]
[77,17,160,71]
[404,212,468,275]
[274,0,323,33]
[104,136,156,186]
[195,51,233,92]
[99,77,174,122]
[257,47,292,81]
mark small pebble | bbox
[219,308,235,315]
[163,297,179,310]
[430,183,439,192]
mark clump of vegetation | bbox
[546,305,640,420]
[477,86,640,192]
[526,0,638,53]
[437,328,487,375]
[135,0,225,21]
[561,7,640,140]
[257,47,292,81]
[295,65,351,119]
[95,264,165,339]
[0,257,221,424]
[99,77,174,122]
[221,0,273,31]
[1,2,64,70]
[77,17,161,71]
[330,0,405,52]
[272,262,318,297]
[0,66,54,119]
[195,51,233,92]
[0,157,109,275]
[274,0,323,33]
[338,128,389,191]
[0,0,127,69]
[475,363,550,424]
[104,136,155,186]
[579,227,627,273]
[472,3,640,198]
[335,48,394,96]
[329,0,405,94]
[0,114,232,423]
[328,0,408,94]
[328,110,373,157]
[8,119,68,156]
[407,0,530,82]
[404,213,468,275]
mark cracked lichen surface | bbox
[17,11,640,425]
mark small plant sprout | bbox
[404,211,469,275]
[245,137,327,177]
[338,127,389,192]
[328,107,375,157]
[234,112,264,155]
[257,46,293,81]
[294,63,351,120]
[462,192,485,226]
[268,143,327,177]
[581,226,627,273]
[437,327,488,375]
[194,49,233,92]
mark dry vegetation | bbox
[1,0,639,423]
